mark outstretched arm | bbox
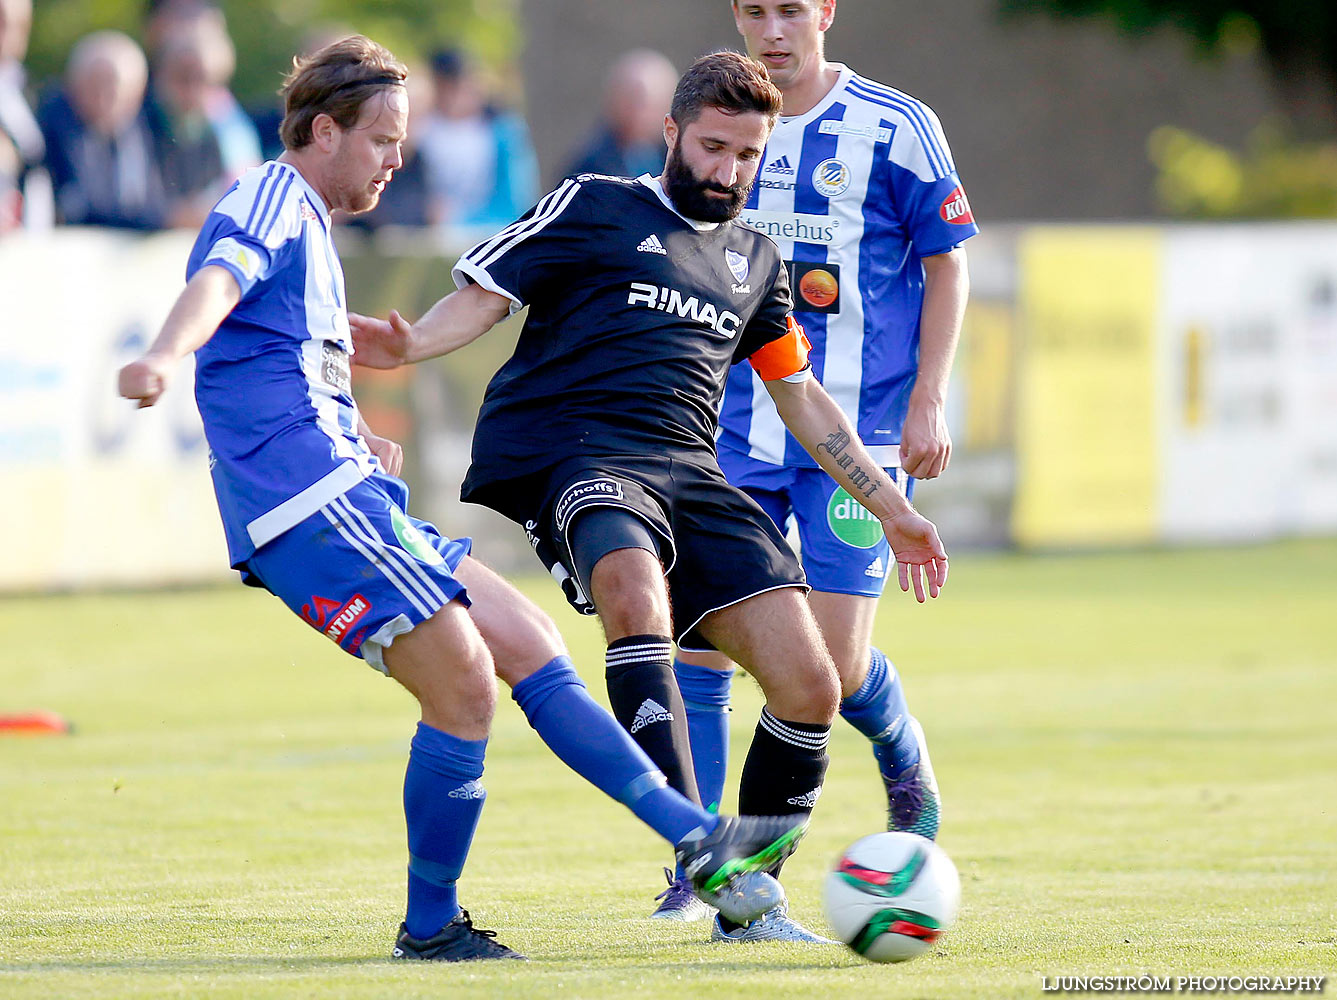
[118,265,242,408]
[348,283,513,368]
[767,375,949,601]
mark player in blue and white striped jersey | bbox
[665,0,976,941]
[118,35,802,963]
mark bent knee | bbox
[416,661,497,732]
[762,656,839,723]
[799,659,841,717]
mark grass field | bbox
[2,540,1335,999]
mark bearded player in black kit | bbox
[350,51,949,935]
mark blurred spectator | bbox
[416,48,538,230]
[143,1,260,198]
[0,132,19,228]
[145,19,259,228]
[38,31,167,230]
[0,0,52,231]
[143,0,213,55]
[564,49,676,180]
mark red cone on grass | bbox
[0,711,72,735]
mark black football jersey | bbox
[457,174,794,520]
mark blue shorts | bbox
[242,472,472,675]
[716,453,914,599]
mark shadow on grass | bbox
[0,956,378,975]
[0,954,855,975]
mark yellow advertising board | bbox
[1012,228,1161,547]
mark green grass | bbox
[2,540,1335,998]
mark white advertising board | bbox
[0,230,229,590]
[1159,226,1337,541]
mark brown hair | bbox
[278,35,407,151]
[668,50,782,128]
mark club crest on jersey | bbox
[725,248,750,294]
[940,186,974,225]
[626,281,743,338]
[812,158,851,198]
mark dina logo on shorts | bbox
[391,507,445,565]
[554,478,624,531]
[826,488,884,549]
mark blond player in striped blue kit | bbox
[656,0,978,941]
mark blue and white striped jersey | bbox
[189,160,378,568]
[719,64,979,472]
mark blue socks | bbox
[402,721,488,939]
[839,647,920,779]
[672,659,733,815]
[672,648,920,798]
[512,656,717,846]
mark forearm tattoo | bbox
[816,426,880,500]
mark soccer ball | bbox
[822,832,961,963]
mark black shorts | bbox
[518,453,807,649]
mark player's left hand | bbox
[363,430,404,477]
[899,401,951,480]
[880,508,949,602]
[349,309,413,369]
[117,354,174,408]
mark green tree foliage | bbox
[1148,124,1337,217]
[998,0,1337,133]
[25,0,518,110]
[1001,0,1337,215]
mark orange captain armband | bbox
[748,315,812,381]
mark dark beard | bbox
[663,141,751,222]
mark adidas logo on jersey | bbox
[765,155,795,175]
[637,234,667,254]
[631,698,674,733]
[786,787,823,809]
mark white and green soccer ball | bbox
[822,831,961,963]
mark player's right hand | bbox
[880,508,949,603]
[117,355,173,408]
[349,309,413,368]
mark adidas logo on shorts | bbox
[637,234,667,254]
[631,698,674,733]
[786,786,823,809]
